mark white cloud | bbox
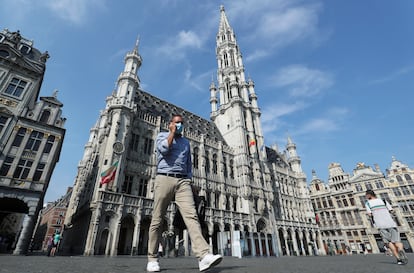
[183,67,214,92]
[299,118,338,133]
[43,0,107,25]
[271,64,333,97]
[157,30,203,60]
[261,101,307,135]
[262,101,307,122]
[368,65,414,85]
[224,0,324,61]
[296,107,349,135]
[245,49,270,62]
[257,5,320,46]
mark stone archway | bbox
[0,197,30,253]
[118,216,135,255]
[212,223,221,255]
[279,228,286,255]
[97,229,109,255]
[138,217,151,255]
[256,218,266,233]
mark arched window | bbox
[404,174,412,182]
[40,110,50,123]
[205,151,210,174]
[223,156,228,177]
[396,175,403,184]
[230,51,235,66]
[212,154,217,174]
[193,147,199,170]
[223,53,228,67]
[229,159,234,179]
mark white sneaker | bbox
[199,254,223,272]
[146,261,160,272]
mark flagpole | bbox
[111,141,125,191]
[112,154,123,191]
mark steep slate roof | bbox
[135,90,227,144]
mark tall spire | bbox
[219,5,232,33]
[134,35,140,55]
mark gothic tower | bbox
[210,6,272,216]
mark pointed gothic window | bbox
[205,151,210,173]
[193,147,199,170]
[223,156,228,178]
[122,175,133,194]
[249,162,254,180]
[144,137,153,155]
[215,192,220,209]
[40,110,50,123]
[138,178,148,197]
[225,195,230,210]
[206,190,211,207]
[223,53,228,67]
[212,154,217,174]
[225,80,231,100]
[130,133,140,152]
[229,159,234,179]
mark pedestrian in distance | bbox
[146,114,222,272]
[365,189,408,265]
[50,231,62,257]
[46,235,53,256]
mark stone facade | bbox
[62,6,320,257]
[0,29,66,254]
[309,159,414,255]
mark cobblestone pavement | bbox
[0,253,412,273]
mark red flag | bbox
[249,139,256,147]
[315,213,319,224]
[100,161,119,185]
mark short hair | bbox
[365,189,376,197]
[170,114,183,122]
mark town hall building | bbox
[62,6,321,257]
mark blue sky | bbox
[1,0,413,203]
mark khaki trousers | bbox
[147,175,210,261]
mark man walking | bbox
[365,189,408,265]
[146,114,222,272]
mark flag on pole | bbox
[100,160,119,185]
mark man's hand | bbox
[169,121,177,134]
[167,121,176,147]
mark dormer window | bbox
[19,44,31,55]
[40,110,51,123]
